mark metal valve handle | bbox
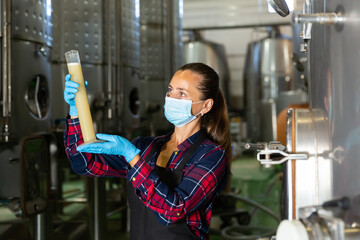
[245,141,309,167]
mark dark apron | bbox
[127,131,206,240]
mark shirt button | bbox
[132,177,136,181]
[177,213,180,216]
[174,151,178,155]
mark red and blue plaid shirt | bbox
[64,117,229,239]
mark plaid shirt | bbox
[64,117,229,239]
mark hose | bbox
[225,193,281,223]
[220,193,280,240]
[221,225,276,240]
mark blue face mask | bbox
[164,96,203,127]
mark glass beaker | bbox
[65,50,96,143]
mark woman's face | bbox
[167,70,204,115]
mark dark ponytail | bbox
[178,63,232,162]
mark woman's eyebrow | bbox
[177,87,189,92]
[168,84,189,92]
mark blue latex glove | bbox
[77,133,140,162]
[64,74,88,116]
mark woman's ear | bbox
[201,99,214,115]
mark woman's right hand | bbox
[64,74,88,117]
[64,74,79,116]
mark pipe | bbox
[183,22,290,31]
[106,0,113,120]
[94,178,100,240]
[165,0,174,79]
[116,0,124,122]
[2,0,11,142]
[35,213,46,240]
[292,12,344,25]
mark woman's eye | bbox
[180,92,186,97]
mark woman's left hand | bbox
[77,133,140,162]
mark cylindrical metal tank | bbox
[183,38,230,103]
[243,41,261,141]
[309,0,360,222]
[0,0,53,199]
[51,1,141,239]
[52,0,141,136]
[139,0,183,135]
[259,36,294,141]
[244,29,308,142]
[275,0,360,238]
[0,0,142,238]
[51,0,104,127]
[1,0,53,140]
[0,3,53,239]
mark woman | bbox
[64,62,231,240]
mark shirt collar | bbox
[155,129,203,152]
[175,129,203,152]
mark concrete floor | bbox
[0,154,281,239]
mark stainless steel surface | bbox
[260,38,294,95]
[140,0,181,80]
[25,75,49,119]
[274,0,360,238]
[139,0,183,134]
[0,144,21,198]
[121,67,140,138]
[293,12,344,25]
[308,0,360,215]
[287,108,332,219]
[141,0,183,78]
[259,37,295,141]
[51,0,141,134]
[106,0,113,120]
[35,213,46,240]
[244,41,261,140]
[0,0,53,214]
[173,0,183,72]
[12,0,53,46]
[293,1,345,42]
[121,0,140,68]
[0,0,147,239]
[285,108,294,220]
[140,0,164,80]
[183,40,230,100]
[20,136,50,218]
[2,0,11,142]
[277,89,308,113]
[10,40,52,136]
[268,0,290,17]
[244,31,306,142]
[52,0,103,63]
[93,178,106,240]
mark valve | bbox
[245,141,309,167]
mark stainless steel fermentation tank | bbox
[0,1,53,237]
[139,0,183,136]
[252,0,360,239]
[52,0,141,136]
[0,0,183,239]
[52,1,141,239]
[244,28,308,142]
[183,33,230,105]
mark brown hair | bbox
[178,62,232,162]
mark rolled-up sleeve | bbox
[64,116,130,177]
